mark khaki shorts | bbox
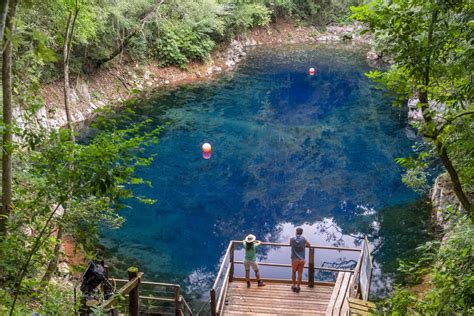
[244,260,259,272]
[292,259,305,273]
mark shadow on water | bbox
[81,42,433,300]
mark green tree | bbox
[352,0,473,216]
[2,113,159,314]
[0,0,17,237]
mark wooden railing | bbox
[97,267,193,315]
[210,241,362,316]
[349,237,373,300]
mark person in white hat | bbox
[243,234,266,288]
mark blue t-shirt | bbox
[290,236,307,260]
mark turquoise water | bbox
[96,43,431,298]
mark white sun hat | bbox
[244,234,256,243]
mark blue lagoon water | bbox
[97,43,431,298]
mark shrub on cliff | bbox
[153,21,216,68]
[381,216,474,314]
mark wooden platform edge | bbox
[233,277,335,286]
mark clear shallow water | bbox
[95,43,431,299]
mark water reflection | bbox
[93,43,431,299]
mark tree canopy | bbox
[352,0,473,313]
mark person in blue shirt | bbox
[243,234,266,288]
[290,227,311,293]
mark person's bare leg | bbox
[292,269,296,287]
[297,264,303,289]
[246,270,250,282]
[255,266,265,286]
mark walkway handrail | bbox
[240,241,361,252]
[180,295,193,316]
[212,242,234,290]
[233,260,354,273]
[210,242,234,316]
[101,270,144,313]
[101,270,193,315]
[210,240,363,316]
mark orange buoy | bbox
[309,67,315,75]
[202,143,212,153]
[202,152,212,160]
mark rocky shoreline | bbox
[37,22,371,129]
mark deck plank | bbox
[326,271,345,316]
[341,274,355,316]
[333,272,351,316]
[222,280,334,316]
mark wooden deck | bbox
[222,280,334,315]
[210,240,374,316]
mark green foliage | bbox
[0,280,77,315]
[352,0,473,213]
[222,2,272,36]
[11,0,363,72]
[352,1,473,313]
[446,116,474,189]
[0,108,159,313]
[381,217,474,314]
[395,149,434,194]
[153,21,215,68]
[381,286,417,315]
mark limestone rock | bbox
[144,70,151,80]
[75,77,91,103]
[224,40,246,69]
[245,38,258,47]
[366,51,380,61]
[407,97,446,124]
[58,262,71,276]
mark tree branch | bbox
[435,110,474,137]
[95,0,165,66]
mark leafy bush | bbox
[0,281,77,315]
[381,217,474,314]
[153,21,215,68]
[221,3,272,38]
[382,287,418,315]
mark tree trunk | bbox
[0,0,16,237]
[419,91,471,214]
[0,0,9,47]
[63,10,76,133]
[41,226,63,284]
[417,7,471,215]
[437,141,472,213]
[41,2,79,285]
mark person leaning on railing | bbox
[290,227,311,293]
[243,234,266,288]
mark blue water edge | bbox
[88,43,431,299]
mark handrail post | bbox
[308,248,315,288]
[128,267,140,316]
[229,242,234,283]
[210,288,217,316]
[175,285,181,316]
